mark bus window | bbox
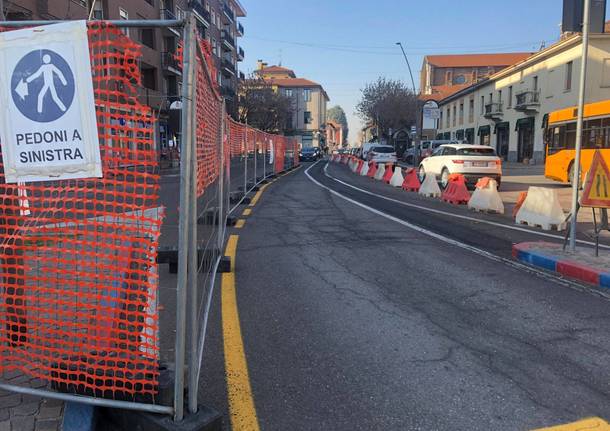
[565,123,576,149]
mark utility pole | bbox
[396,42,416,94]
[569,0,591,251]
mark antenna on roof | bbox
[539,40,546,50]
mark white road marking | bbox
[305,161,610,298]
[321,162,610,251]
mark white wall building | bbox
[436,33,610,163]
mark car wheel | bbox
[441,168,450,189]
[418,165,426,182]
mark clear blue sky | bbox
[239,0,608,144]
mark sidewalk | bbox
[0,376,64,431]
[513,241,610,288]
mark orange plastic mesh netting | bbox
[0,23,162,400]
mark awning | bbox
[443,132,451,140]
[456,129,465,139]
[541,113,548,129]
[465,128,475,136]
[477,125,491,136]
[436,133,443,139]
[515,117,535,131]
[494,122,509,134]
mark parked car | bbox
[418,144,502,189]
[299,147,319,162]
[366,145,397,164]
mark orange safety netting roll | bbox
[0,23,162,399]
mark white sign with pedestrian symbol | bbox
[0,21,101,183]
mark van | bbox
[360,142,381,160]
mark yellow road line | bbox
[242,208,252,216]
[235,219,246,229]
[532,418,610,430]
[222,235,260,431]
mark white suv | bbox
[367,145,397,164]
[418,144,502,189]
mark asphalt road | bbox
[200,160,610,430]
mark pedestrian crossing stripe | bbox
[581,150,610,208]
[531,417,610,430]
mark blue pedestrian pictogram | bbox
[11,49,75,123]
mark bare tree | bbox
[356,77,420,142]
[237,75,294,135]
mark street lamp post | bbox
[569,0,591,251]
[396,42,417,94]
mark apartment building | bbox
[435,32,610,163]
[4,0,246,155]
[420,52,532,101]
[256,63,329,148]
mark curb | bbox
[512,242,610,289]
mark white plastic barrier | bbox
[515,186,567,231]
[374,163,386,181]
[351,160,360,173]
[389,166,404,187]
[419,173,441,197]
[360,162,369,176]
[468,179,504,214]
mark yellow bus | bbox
[545,99,610,183]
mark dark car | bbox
[299,147,318,162]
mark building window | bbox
[453,75,466,85]
[480,96,484,115]
[446,108,450,128]
[119,8,129,36]
[508,86,513,107]
[285,89,293,97]
[91,0,104,19]
[141,67,156,90]
[565,61,573,91]
[452,105,456,127]
[533,76,538,91]
[439,111,443,129]
[304,111,312,124]
[303,89,311,102]
[468,98,474,123]
[498,89,502,104]
[141,29,155,49]
[459,102,464,125]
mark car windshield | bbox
[371,146,395,154]
[456,148,497,156]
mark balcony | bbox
[236,22,244,36]
[515,90,540,112]
[221,58,236,76]
[237,46,244,61]
[483,102,503,120]
[221,85,236,99]
[162,52,181,75]
[161,9,181,36]
[223,2,235,23]
[222,30,235,51]
[188,0,210,27]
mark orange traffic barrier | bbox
[512,191,528,219]
[402,168,420,192]
[441,174,471,205]
[356,160,364,173]
[382,164,394,183]
[367,162,377,178]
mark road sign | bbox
[0,21,101,183]
[581,150,610,208]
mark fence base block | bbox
[99,404,221,431]
[242,197,252,205]
[226,216,237,227]
[218,256,231,273]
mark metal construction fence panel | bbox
[0,15,299,420]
